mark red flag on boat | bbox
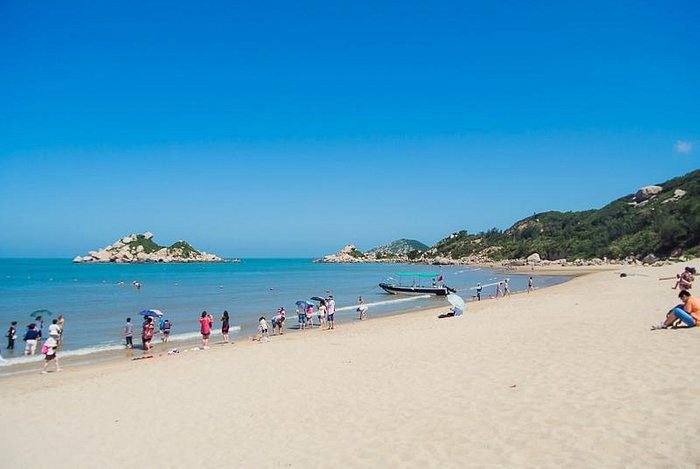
[437,274,443,282]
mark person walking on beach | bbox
[528,277,534,293]
[221,311,230,343]
[142,317,155,355]
[495,282,503,298]
[123,318,134,349]
[41,337,61,374]
[318,300,327,329]
[476,283,482,301]
[23,323,40,355]
[327,296,336,330]
[200,311,213,349]
[6,321,17,351]
[504,279,510,296]
[651,290,700,330]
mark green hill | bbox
[432,169,700,261]
[368,239,429,259]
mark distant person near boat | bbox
[651,290,700,330]
[357,296,368,320]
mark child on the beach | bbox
[306,304,314,327]
[257,316,269,341]
[41,337,61,374]
[123,318,134,348]
[318,301,327,329]
[162,319,172,343]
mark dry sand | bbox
[0,262,698,468]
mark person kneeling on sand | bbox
[651,290,700,330]
[438,306,463,319]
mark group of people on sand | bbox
[3,315,65,374]
[473,277,534,301]
[252,295,351,342]
[651,266,698,330]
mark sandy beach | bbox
[0,261,698,468]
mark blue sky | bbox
[0,0,698,257]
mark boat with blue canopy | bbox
[379,272,456,296]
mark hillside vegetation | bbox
[432,170,700,261]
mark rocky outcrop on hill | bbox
[73,233,226,263]
[315,244,367,263]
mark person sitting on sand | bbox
[672,266,695,290]
[651,290,700,330]
[438,306,463,319]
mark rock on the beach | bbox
[527,253,541,263]
[633,185,662,203]
[72,256,83,263]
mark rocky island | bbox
[73,232,228,263]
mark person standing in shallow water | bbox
[221,311,230,343]
[476,283,482,301]
[528,277,534,293]
[6,321,17,351]
[504,279,510,296]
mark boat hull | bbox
[379,283,455,296]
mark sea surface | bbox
[0,258,568,369]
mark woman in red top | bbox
[200,311,213,348]
[142,317,155,356]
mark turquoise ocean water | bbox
[0,258,568,368]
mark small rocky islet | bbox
[73,232,229,263]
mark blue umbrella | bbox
[138,309,164,318]
[295,300,313,309]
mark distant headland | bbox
[73,232,231,263]
[317,169,700,266]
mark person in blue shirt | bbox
[23,324,40,355]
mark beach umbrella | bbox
[138,309,164,318]
[30,309,52,318]
[310,296,325,302]
[295,300,313,309]
[447,294,465,315]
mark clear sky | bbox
[1,0,698,257]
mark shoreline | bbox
[0,268,575,378]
